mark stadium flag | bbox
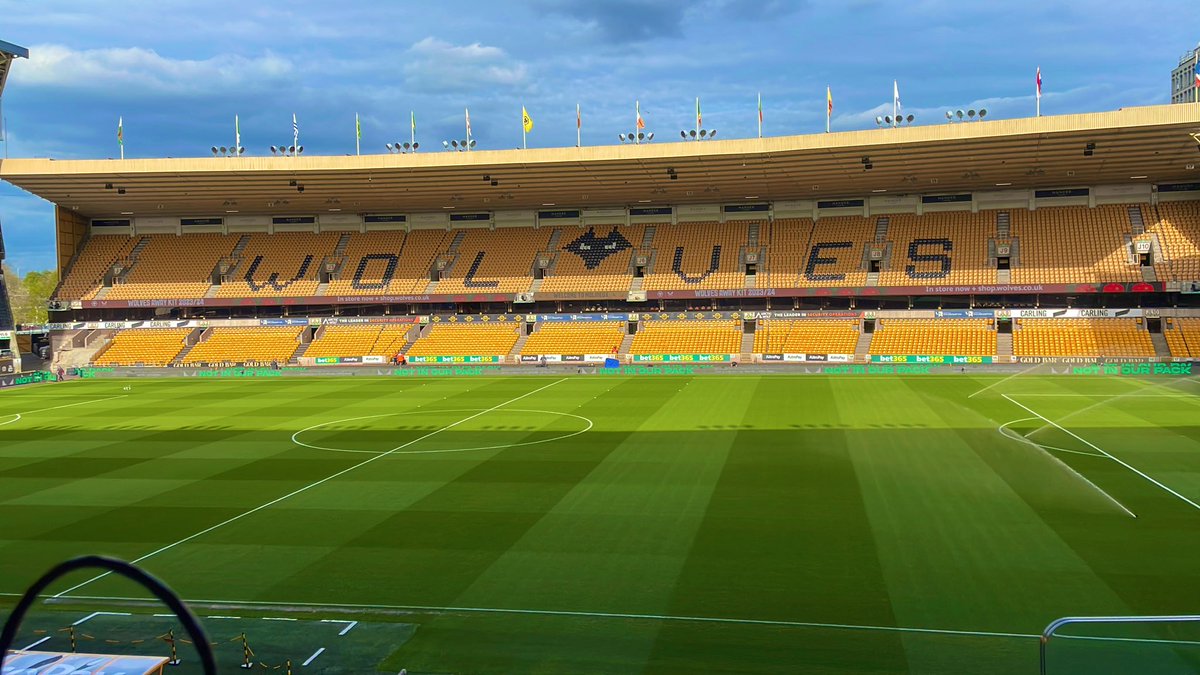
[235,114,241,155]
[410,110,416,147]
[576,103,581,147]
[826,87,833,133]
[1194,55,1199,103]
[635,100,645,143]
[292,113,299,154]
[1036,66,1042,116]
[892,80,901,128]
[117,116,124,159]
[465,108,472,149]
[757,92,762,138]
[521,105,533,149]
[355,112,361,155]
[696,97,702,131]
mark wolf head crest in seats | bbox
[564,228,633,270]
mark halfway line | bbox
[51,379,568,598]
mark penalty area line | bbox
[49,379,569,599]
[1003,394,1200,514]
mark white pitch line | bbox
[38,592,1040,641]
[301,647,325,667]
[51,379,568,598]
[206,615,242,620]
[967,364,1043,399]
[262,617,297,621]
[1004,394,1200,513]
[1026,376,1200,438]
[320,619,357,636]
[73,611,130,625]
[0,395,127,427]
[21,636,52,651]
[996,418,1137,518]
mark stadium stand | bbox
[0,275,11,330]
[1164,317,1200,357]
[753,320,860,355]
[405,323,521,357]
[107,233,235,300]
[92,328,190,366]
[436,228,549,294]
[1009,205,1140,284]
[329,229,452,296]
[643,222,749,291]
[215,232,340,298]
[869,319,997,356]
[521,321,624,355]
[1150,202,1200,281]
[305,324,412,358]
[629,320,742,354]
[181,326,303,365]
[46,203,1200,304]
[1012,318,1155,357]
[879,212,994,286]
[55,235,140,300]
[772,216,873,288]
[541,224,644,293]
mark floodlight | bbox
[956,110,964,119]
[680,131,687,139]
[647,132,654,140]
[638,132,645,140]
[706,130,713,138]
[386,143,394,151]
[979,109,987,118]
[443,140,450,148]
[297,146,303,154]
[451,140,459,148]
[412,142,419,150]
[620,134,627,141]
[211,147,219,155]
[946,111,953,120]
[237,147,245,154]
[876,116,884,125]
[884,116,892,125]
[689,129,697,138]
[403,142,411,150]
[220,146,227,154]
[906,114,914,123]
[699,129,707,138]
[469,140,476,148]
[968,109,976,118]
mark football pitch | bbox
[2,372,1200,673]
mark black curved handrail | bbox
[0,555,216,674]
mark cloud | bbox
[402,37,530,93]
[530,0,689,42]
[10,44,295,97]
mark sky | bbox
[0,0,1198,272]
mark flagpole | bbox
[118,116,124,160]
[522,106,527,150]
[757,92,762,139]
[355,113,360,156]
[576,103,581,148]
[1036,67,1041,117]
[410,111,416,148]
[892,80,897,129]
[826,88,831,134]
[635,100,640,144]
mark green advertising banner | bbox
[870,355,994,364]
[631,354,732,363]
[314,357,340,365]
[408,355,503,364]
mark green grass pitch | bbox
[2,372,1200,673]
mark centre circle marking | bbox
[291,408,594,455]
[0,414,21,427]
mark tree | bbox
[1,264,57,326]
